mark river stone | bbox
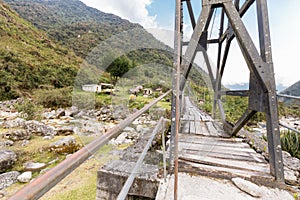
[284,166,298,184]
[49,136,77,154]
[0,171,20,190]
[123,127,135,132]
[55,108,66,118]
[24,162,47,171]
[65,106,79,117]
[2,129,31,141]
[17,171,32,183]
[43,136,54,140]
[0,150,17,173]
[21,140,30,147]
[42,110,56,119]
[25,120,56,136]
[0,190,6,198]
[0,111,19,121]
[0,140,14,147]
[282,151,300,171]
[232,177,263,197]
[109,132,132,145]
[2,118,26,128]
[56,126,75,136]
[75,110,88,118]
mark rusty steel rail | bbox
[117,117,165,200]
[8,90,171,200]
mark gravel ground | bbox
[156,173,294,200]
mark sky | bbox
[80,0,300,87]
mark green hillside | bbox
[0,1,83,100]
[0,0,208,103]
[4,0,173,67]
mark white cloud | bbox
[80,0,157,28]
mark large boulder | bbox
[282,151,300,171]
[42,110,56,119]
[2,129,31,141]
[0,150,17,173]
[0,140,14,148]
[0,171,20,190]
[56,126,75,136]
[55,108,66,118]
[25,120,56,136]
[109,132,134,146]
[49,136,79,154]
[65,106,79,117]
[2,118,26,129]
[42,108,68,119]
[0,111,19,121]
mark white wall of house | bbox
[82,84,101,92]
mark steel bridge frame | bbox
[171,0,284,183]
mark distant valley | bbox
[225,82,288,92]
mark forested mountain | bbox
[281,80,300,97]
[4,0,173,66]
[1,0,208,101]
[0,0,82,100]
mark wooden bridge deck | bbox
[175,97,274,185]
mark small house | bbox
[82,83,114,93]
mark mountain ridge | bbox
[280,80,300,97]
[4,0,168,61]
[225,82,287,92]
[0,0,83,100]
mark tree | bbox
[106,55,130,84]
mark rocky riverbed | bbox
[0,99,168,198]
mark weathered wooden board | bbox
[181,149,265,163]
[178,160,275,186]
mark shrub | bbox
[129,99,147,110]
[14,99,43,120]
[281,130,300,159]
[34,87,73,109]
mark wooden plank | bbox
[179,134,244,142]
[181,122,190,134]
[179,154,270,173]
[205,121,221,136]
[178,142,257,153]
[178,138,250,148]
[178,143,266,162]
[181,149,266,163]
[179,159,271,177]
[178,160,275,187]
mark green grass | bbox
[281,130,300,159]
[157,101,171,110]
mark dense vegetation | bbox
[4,0,139,58]
[0,0,176,101]
[4,0,174,67]
[0,1,82,100]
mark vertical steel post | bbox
[174,0,182,198]
[256,0,284,182]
